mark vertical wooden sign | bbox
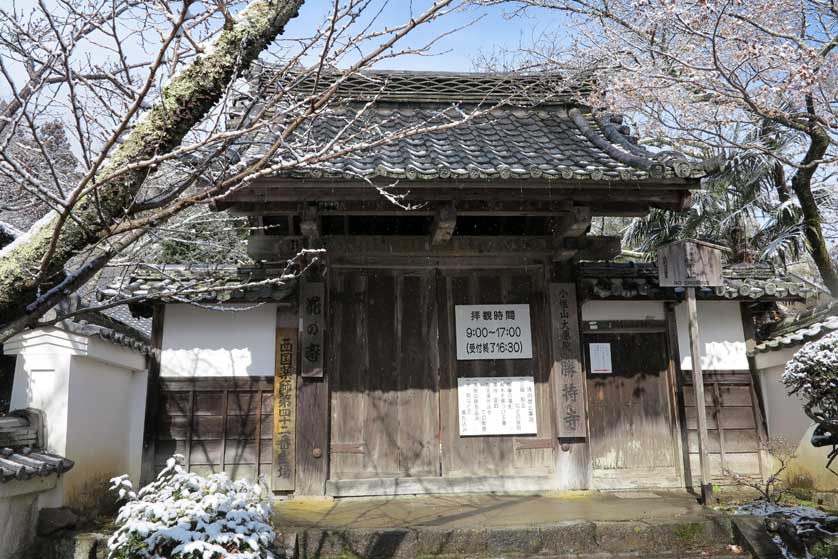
[272,325,297,491]
[299,282,325,378]
[549,283,587,438]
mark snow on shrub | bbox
[782,330,838,421]
[107,455,275,559]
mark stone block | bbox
[36,507,80,536]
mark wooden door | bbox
[438,270,555,478]
[584,329,681,488]
[329,270,440,480]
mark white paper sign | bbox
[455,304,533,360]
[458,376,537,436]
[589,343,613,374]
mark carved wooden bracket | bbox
[431,203,457,245]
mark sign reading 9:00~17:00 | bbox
[454,304,533,360]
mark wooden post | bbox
[686,287,713,503]
[295,276,330,495]
[272,309,298,492]
[140,304,165,486]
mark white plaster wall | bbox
[674,301,749,370]
[10,353,72,456]
[754,346,798,370]
[6,328,148,507]
[160,304,277,377]
[759,364,810,440]
[63,356,147,505]
[581,301,665,321]
[756,351,838,490]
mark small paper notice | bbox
[589,343,612,374]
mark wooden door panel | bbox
[585,332,677,475]
[439,270,555,478]
[329,270,439,480]
[330,273,367,478]
[396,274,439,476]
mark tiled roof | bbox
[99,264,295,304]
[577,262,813,301]
[244,70,712,184]
[259,69,582,105]
[0,448,74,483]
[56,319,152,354]
[752,300,838,354]
[0,412,74,483]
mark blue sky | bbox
[279,1,567,71]
[0,1,567,98]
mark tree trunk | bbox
[791,125,838,297]
[0,0,302,338]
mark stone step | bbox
[287,517,747,559]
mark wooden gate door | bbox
[438,269,556,482]
[583,325,681,488]
[329,269,440,484]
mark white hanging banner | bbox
[454,304,533,360]
[457,376,537,436]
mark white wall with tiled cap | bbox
[755,346,838,490]
[159,303,277,377]
[3,327,147,507]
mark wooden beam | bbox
[249,234,623,262]
[218,185,691,213]
[239,177,696,192]
[225,199,576,217]
[431,203,457,245]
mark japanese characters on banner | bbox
[589,343,613,374]
[272,327,296,490]
[550,283,587,437]
[299,282,325,378]
[458,377,537,436]
[454,304,533,360]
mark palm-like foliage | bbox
[623,125,807,265]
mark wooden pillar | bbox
[686,287,712,503]
[664,302,692,489]
[272,309,298,492]
[140,304,165,486]
[295,275,329,495]
[740,302,770,481]
[549,264,591,489]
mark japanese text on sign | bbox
[458,376,537,436]
[299,282,324,377]
[589,343,613,374]
[273,327,296,490]
[550,283,587,437]
[455,304,533,360]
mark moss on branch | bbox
[0,0,302,330]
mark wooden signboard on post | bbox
[272,322,297,491]
[658,240,724,504]
[300,282,325,378]
[658,240,723,287]
[549,283,587,438]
